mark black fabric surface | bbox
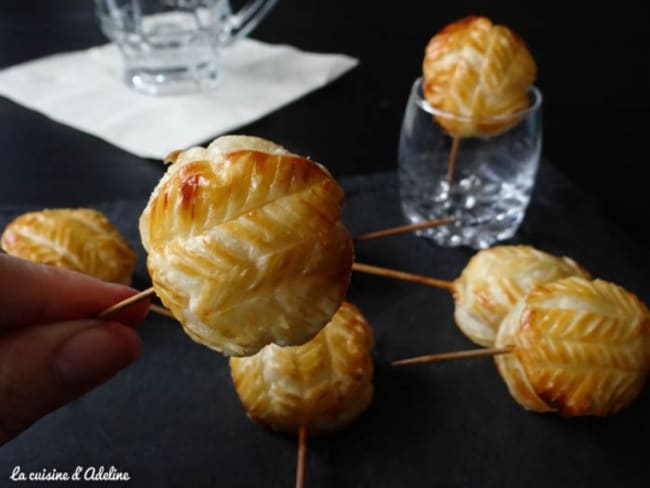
[1,162,649,487]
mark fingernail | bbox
[56,323,142,387]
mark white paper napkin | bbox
[0,39,358,159]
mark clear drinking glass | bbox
[398,77,543,249]
[95,0,278,96]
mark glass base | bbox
[403,207,522,249]
[125,64,220,96]
[397,78,542,250]
[399,167,532,249]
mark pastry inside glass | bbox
[397,16,541,248]
[423,15,537,139]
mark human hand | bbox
[0,254,150,445]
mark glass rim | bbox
[411,77,542,122]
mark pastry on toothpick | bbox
[230,302,374,435]
[423,15,537,138]
[1,208,135,284]
[139,135,354,357]
[453,245,590,346]
[394,275,650,417]
[353,245,590,347]
[495,276,650,416]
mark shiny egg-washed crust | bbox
[495,277,650,416]
[423,16,537,137]
[164,135,291,166]
[229,302,374,435]
[1,208,135,284]
[453,245,591,347]
[139,135,354,357]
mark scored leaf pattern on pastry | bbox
[1,208,135,284]
[494,299,554,413]
[139,136,354,357]
[422,16,537,137]
[495,277,650,416]
[230,302,374,435]
[453,245,590,347]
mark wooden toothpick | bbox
[351,262,455,292]
[393,346,514,366]
[150,303,175,319]
[447,135,461,183]
[296,424,307,488]
[354,217,455,241]
[97,287,155,319]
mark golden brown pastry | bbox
[230,302,374,435]
[1,208,135,284]
[495,277,650,416]
[453,245,590,347]
[422,16,537,137]
[139,135,354,357]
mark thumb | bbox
[0,319,141,445]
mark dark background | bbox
[1,0,649,244]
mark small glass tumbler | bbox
[398,78,542,249]
[95,0,277,96]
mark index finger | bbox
[0,254,150,331]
